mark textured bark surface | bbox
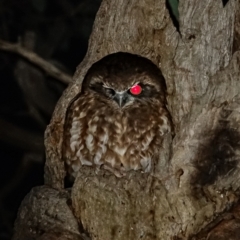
[14,0,240,239]
[12,186,85,240]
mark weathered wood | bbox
[12,186,84,240]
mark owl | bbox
[63,52,171,178]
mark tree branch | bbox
[0,39,72,84]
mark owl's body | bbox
[63,52,171,178]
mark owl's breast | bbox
[63,96,170,178]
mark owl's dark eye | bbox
[104,87,115,97]
[89,82,115,98]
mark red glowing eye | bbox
[130,84,142,95]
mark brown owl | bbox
[63,52,171,178]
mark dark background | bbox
[0,0,101,239]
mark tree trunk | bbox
[13,0,240,239]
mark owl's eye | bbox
[130,84,142,95]
[89,82,115,97]
[104,87,115,96]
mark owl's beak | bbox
[114,92,129,108]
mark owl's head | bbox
[82,52,166,109]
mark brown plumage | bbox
[63,52,171,178]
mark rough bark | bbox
[13,0,240,239]
[12,186,86,240]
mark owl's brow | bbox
[141,77,159,86]
[129,81,140,88]
[90,75,104,84]
[130,73,154,86]
[132,79,156,88]
[102,83,112,89]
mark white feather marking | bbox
[89,124,97,134]
[71,120,80,129]
[70,128,79,136]
[142,134,154,150]
[115,122,122,134]
[133,164,141,170]
[189,129,194,136]
[79,112,87,118]
[94,152,103,165]
[70,122,81,135]
[72,117,79,122]
[160,115,168,125]
[105,157,115,167]
[160,116,171,134]
[72,163,80,172]
[70,134,79,141]
[100,145,107,154]
[110,158,116,167]
[140,157,151,172]
[70,141,78,152]
[100,133,109,144]
[76,146,84,158]
[86,134,94,151]
[93,116,99,122]
[80,158,93,166]
[114,146,127,156]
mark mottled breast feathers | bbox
[63,52,171,178]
